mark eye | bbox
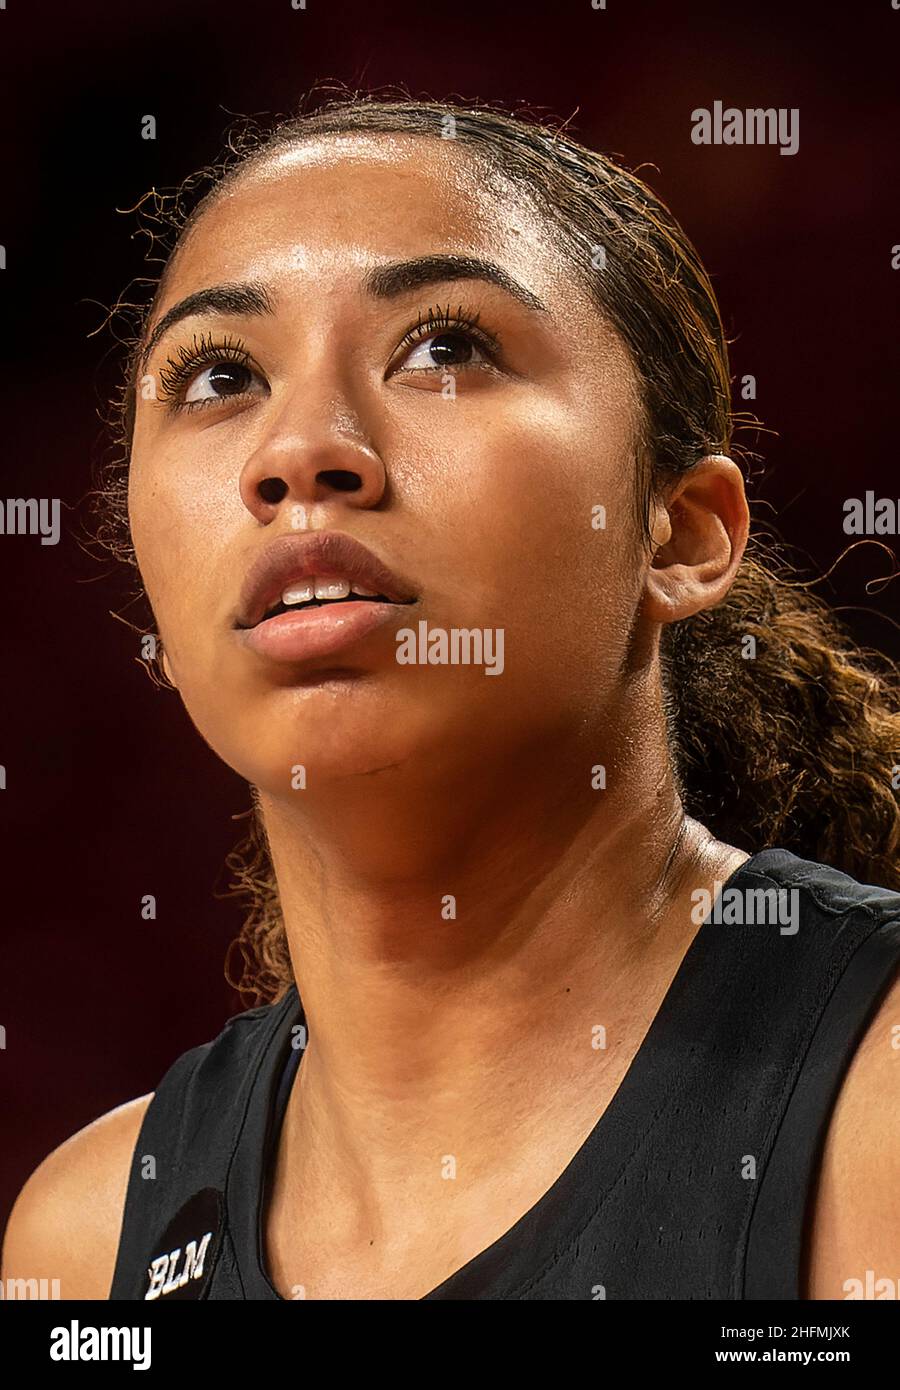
[154,333,267,413]
[185,359,259,404]
[399,329,488,372]
[391,303,500,377]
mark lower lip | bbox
[237,600,406,665]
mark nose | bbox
[238,370,387,524]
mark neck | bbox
[255,685,743,1129]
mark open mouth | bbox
[260,590,398,622]
[235,533,419,635]
[236,556,418,663]
[250,577,418,628]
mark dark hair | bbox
[98,90,900,1005]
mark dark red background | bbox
[1,0,898,1230]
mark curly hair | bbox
[93,88,900,1006]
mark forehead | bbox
[160,132,583,313]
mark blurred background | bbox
[1,0,898,1228]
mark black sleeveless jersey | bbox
[108,849,900,1301]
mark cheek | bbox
[397,393,642,677]
[128,440,240,649]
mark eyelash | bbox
[156,332,254,413]
[393,301,500,365]
[154,303,500,415]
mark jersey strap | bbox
[107,987,300,1301]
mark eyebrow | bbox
[138,254,548,371]
[362,254,548,314]
[139,282,276,374]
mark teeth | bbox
[314,578,351,601]
[281,581,315,606]
[278,576,380,609]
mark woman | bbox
[3,95,899,1301]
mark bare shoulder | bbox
[1,1093,153,1300]
[806,965,900,1299]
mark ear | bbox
[641,455,749,624]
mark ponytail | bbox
[663,548,900,890]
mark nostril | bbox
[259,477,288,504]
[318,470,362,493]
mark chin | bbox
[200,693,424,793]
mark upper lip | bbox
[235,531,418,629]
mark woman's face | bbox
[129,134,650,794]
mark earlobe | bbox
[649,506,673,550]
[641,455,749,625]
